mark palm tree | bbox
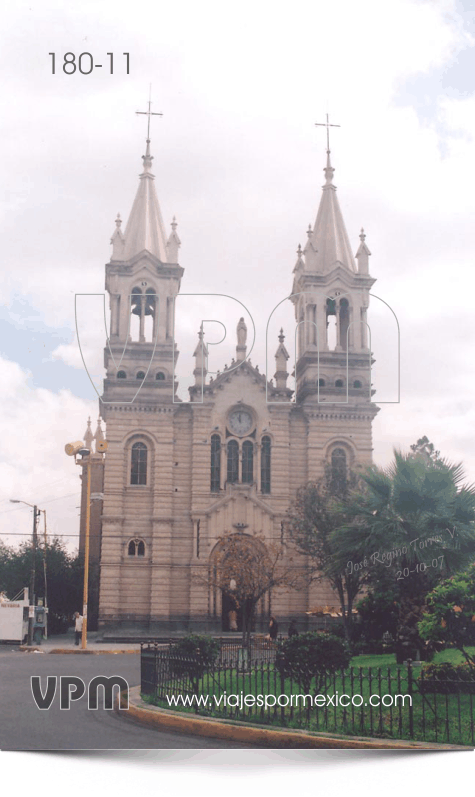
[330,448,475,662]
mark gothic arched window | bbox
[261,436,271,494]
[210,434,221,492]
[128,538,146,557]
[331,447,347,494]
[131,442,147,485]
[242,440,254,484]
[227,440,239,484]
[117,371,127,379]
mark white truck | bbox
[0,589,30,643]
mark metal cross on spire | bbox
[315,113,340,152]
[136,86,163,140]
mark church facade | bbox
[91,133,379,634]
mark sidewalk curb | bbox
[19,646,139,655]
[117,687,471,750]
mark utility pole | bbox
[28,506,39,646]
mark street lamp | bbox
[65,442,91,649]
[65,439,107,650]
[9,499,42,646]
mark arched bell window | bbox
[117,371,127,379]
[156,372,165,380]
[131,442,147,486]
[136,371,146,380]
[339,298,350,351]
[335,379,344,388]
[130,286,157,342]
[353,380,362,388]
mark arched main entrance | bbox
[209,532,271,633]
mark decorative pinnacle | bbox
[297,243,303,257]
[278,328,285,343]
[324,149,335,184]
[360,227,366,241]
[171,216,177,231]
[307,224,312,238]
[115,213,122,228]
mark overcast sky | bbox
[1,0,475,551]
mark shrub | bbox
[275,631,350,694]
[169,635,221,692]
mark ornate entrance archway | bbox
[209,532,271,633]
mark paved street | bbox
[0,649,255,750]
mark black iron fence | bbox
[141,643,475,746]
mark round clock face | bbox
[228,409,253,436]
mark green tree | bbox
[330,447,475,662]
[0,539,83,634]
[286,470,365,644]
[356,575,399,646]
[418,563,475,668]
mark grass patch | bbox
[143,648,475,746]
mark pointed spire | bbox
[274,328,290,389]
[110,212,125,261]
[293,243,305,273]
[83,417,94,450]
[166,216,181,263]
[355,227,371,275]
[193,328,208,385]
[94,417,105,444]
[121,139,168,262]
[304,151,356,274]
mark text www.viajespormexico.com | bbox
[165,692,411,709]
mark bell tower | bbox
[291,147,376,408]
[290,137,379,486]
[102,135,183,404]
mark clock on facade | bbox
[228,409,253,436]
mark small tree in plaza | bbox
[275,631,350,694]
[200,531,303,648]
[418,563,475,668]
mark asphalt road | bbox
[0,649,254,750]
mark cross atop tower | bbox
[315,113,340,152]
[136,86,163,141]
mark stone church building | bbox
[79,132,378,634]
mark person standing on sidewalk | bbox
[73,612,83,646]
